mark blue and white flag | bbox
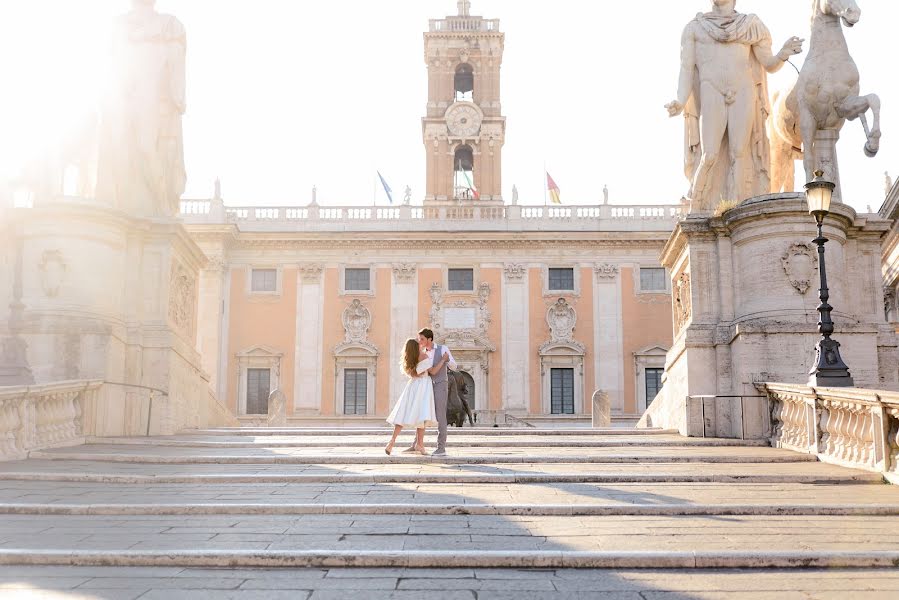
[377,171,393,204]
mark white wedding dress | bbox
[386,358,437,428]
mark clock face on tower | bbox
[445,102,483,138]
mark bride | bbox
[384,338,449,455]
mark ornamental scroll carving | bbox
[299,263,324,283]
[342,299,372,343]
[781,243,818,295]
[504,263,526,281]
[673,272,692,334]
[547,298,577,344]
[429,282,495,353]
[392,263,417,283]
[594,263,619,280]
[167,261,197,337]
[38,250,67,297]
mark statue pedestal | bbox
[639,193,898,437]
[10,200,219,435]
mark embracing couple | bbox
[384,328,457,456]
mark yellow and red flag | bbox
[546,172,561,204]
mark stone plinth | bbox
[7,200,215,436]
[640,193,899,437]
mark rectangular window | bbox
[448,268,474,292]
[640,267,667,292]
[251,268,277,293]
[548,268,575,291]
[645,368,664,406]
[246,368,271,414]
[343,369,368,415]
[550,368,575,415]
[344,268,371,292]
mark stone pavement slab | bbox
[1,567,899,599]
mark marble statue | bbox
[769,0,880,201]
[404,185,412,205]
[96,0,186,218]
[603,185,609,204]
[886,172,893,196]
[666,0,803,213]
[511,185,519,205]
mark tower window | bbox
[454,64,474,102]
[454,145,475,200]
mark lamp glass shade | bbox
[806,184,831,214]
[805,170,834,215]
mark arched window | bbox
[454,64,474,102]
[453,145,476,200]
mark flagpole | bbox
[543,161,547,207]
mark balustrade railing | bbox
[0,380,102,461]
[764,383,899,478]
[429,17,500,32]
[179,199,684,232]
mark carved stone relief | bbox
[38,250,66,297]
[546,298,578,345]
[781,243,818,295]
[503,263,526,281]
[299,263,324,283]
[429,282,495,355]
[673,272,692,334]
[342,299,372,343]
[594,263,619,280]
[167,261,197,337]
[392,263,417,283]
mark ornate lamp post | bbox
[805,170,854,387]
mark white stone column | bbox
[594,263,624,413]
[196,256,226,397]
[390,264,418,409]
[501,263,529,413]
[295,263,324,414]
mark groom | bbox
[406,328,457,456]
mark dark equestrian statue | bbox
[446,369,474,427]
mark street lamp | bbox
[804,170,854,387]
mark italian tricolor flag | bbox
[547,171,561,204]
[462,169,480,200]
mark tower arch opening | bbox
[454,63,474,102]
[453,145,476,200]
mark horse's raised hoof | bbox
[864,141,879,157]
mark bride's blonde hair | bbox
[401,338,420,376]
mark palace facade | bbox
[176,3,682,424]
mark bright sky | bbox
[1,0,896,213]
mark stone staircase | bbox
[1,427,899,596]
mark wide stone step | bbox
[0,465,881,484]
[188,427,674,436]
[1,514,899,568]
[5,565,899,598]
[93,434,757,448]
[4,502,899,517]
[2,480,897,509]
[27,445,813,465]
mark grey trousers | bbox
[433,380,449,450]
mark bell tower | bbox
[423,1,505,205]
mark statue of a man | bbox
[666,1,803,213]
[96,0,186,218]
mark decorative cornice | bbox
[233,238,667,251]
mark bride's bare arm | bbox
[426,353,448,376]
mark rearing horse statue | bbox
[768,0,881,198]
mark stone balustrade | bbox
[764,383,899,481]
[429,17,500,32]
[0,380,102,461]
[178,200,683,233]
